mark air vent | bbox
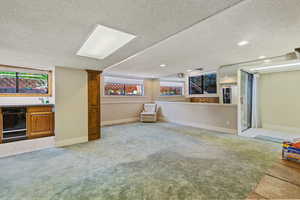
[295,48,300,59]
[177,73,185,78]
[195,67,204,71]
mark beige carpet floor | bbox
[0,122,281,200]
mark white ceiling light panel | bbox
[77,25,136,59]
[250,61,300,71]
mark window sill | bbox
[0,93,52,97]
[102,95,149,98]
[187,94,219,98]
[159,95,184,97]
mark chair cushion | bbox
[144,104,156,113]
[141,111,155,115]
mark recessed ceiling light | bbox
[264,59,271,63]
[258,56,266,59]
[237,40,249,46]
[187,69,192,72]
[160,64,166,67]
[77,25,136,59]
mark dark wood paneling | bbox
[190,97,219,103]
[87,70,101,141]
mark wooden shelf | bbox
[219,82,237,85]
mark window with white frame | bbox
[160,81,184,96]
[104,76,144,96]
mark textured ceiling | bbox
[106,0,300,77]
[0,0,242,70]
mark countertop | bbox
[155,101,237,107]
[0,104,54,108]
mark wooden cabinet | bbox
[87,70,101,141]
[0,108,2,144]
[190,97,220,103]
[27,106,54,139]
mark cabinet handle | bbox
[33,114,50,116]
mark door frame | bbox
[237,69,254,135]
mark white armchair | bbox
[140,104,157,122]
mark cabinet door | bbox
[27,112,54,138]
[87,70,101,141]
[0,108,2,143]
[88,108,100,140]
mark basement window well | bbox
[104,76,144,96]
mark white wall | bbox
[157,101,238,134]
[151,79,189,102]
[259,70,300,133]
[101,77,188,126]
[55,67,88,146]
[101,76,152,125]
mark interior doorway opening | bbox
[240,70,254,132]
[237,58,300,142]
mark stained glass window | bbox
[104,76,144,96]
[160,81,184,96]
[0,72,17,93]
[0,70,49,94]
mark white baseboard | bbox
[0,137,55,158]
[55,136,88,147]
[101,117,139,126]
[262,124,300,134]
[159,117,237,134]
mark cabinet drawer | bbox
[27,106,53,113]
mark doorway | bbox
[239,70,254,132]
